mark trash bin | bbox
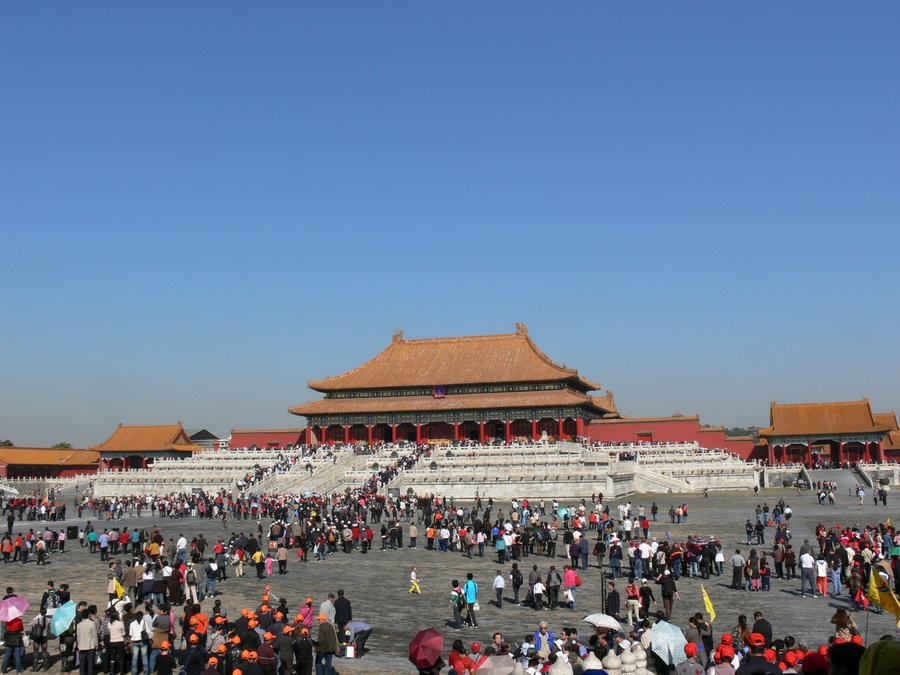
[67,525,79,540]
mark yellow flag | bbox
[701,584,716,623]
[887,518,894,530]
[867,568,900,627]
[114,578,126,599]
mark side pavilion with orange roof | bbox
[759,399,894,465]
[289,324,620,445]
[89,423,200,471]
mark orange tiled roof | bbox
[591,391,618,414]
[759,400,893,437]
[877,413,900,451]
[699,426,726,433]
[90,424,200,453]
[290,388,613,416]
[874,412,899,431]
[0,448,99,467]
[307,324,600,392]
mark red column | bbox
[836,441,844,466]
[391,424,398,443]
[505,420,512,441]
[767,444,775,465]
[344,425,350,444]
[877,440,884,464]
[576,417,585,439]
[367,424,373,446]
[479,421,485,444]
[416,423,422,444]
[454,422,460,441]
[558,418,565,439]
[532,419,539,441]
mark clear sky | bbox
[2,2,898,447]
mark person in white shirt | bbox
[176,535,188,565]
[129,610,150,674]
[409,566,422,594]
[815,558,829,596]
[492,571,506,608]
[532,580,547,611]
[799,552,817,597]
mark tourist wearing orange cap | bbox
[296,598,315,628]
[201,656,219,675]
[257,632,278,675]
[156,641,176,675]
[736,634,781,675]
[182,633,205,675]
[316,614,339,675]
[676,642,704,675]
[293,627,315,675]
[273,626,295,675]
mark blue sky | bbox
[2,2,898,447]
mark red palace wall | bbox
[0,465,97,479]
[587,417,755,460]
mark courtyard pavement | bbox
[2,475,897,674]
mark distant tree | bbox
[52,442,73,449]
[726,427,751,437]
[0,439,13,447]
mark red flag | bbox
[856,588,870,609]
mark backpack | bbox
[511,568,523,586]
[186,569,197,584]
[455,588,467,609]
[45,589,60,610]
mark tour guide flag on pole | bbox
[114,578,126,599]
[701,585,716,623]
[867,568,900,627]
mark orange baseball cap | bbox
[248,651,258,660]
[160,641,172,650]
[207,658,218,666]
[215,616,226,625]
[189,634,199,643]
[216,645,227,654]
[300,627,310,635]
[241,650,250,660]
[230,636,241,645]
[264,632,275,641]
[248,619,259,628]
[305,597,313,604]
[317,613,328,621]
[233,670,243,675]
[283,626,296,633]
[260,605,270,612]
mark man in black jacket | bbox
[333,590,352,632]
[751,611,772,647]
[606,581,620,619]
[736,633,781,675]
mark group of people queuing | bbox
[1,582,370,675]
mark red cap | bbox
[684,643,698,657]
[784,652,798,666]
[748,633,767,647]
[720,634,734,645]
[803,651,829,673]
[764,649,777,662]
[719,646,735,661]
[471,642,482,653]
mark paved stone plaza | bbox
[3,478,898,674]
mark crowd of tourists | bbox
[413,606,900,675]
[0,582,370,675]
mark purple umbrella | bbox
[0,596,30,621]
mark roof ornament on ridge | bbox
[515,322,528,336]
[393,329,404,343]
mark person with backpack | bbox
[449,580,465,630]
[509,563,524,606]
[203,558,218,599]
[185,564,200,604]
[28,607,51,671]
[40,581,61,618]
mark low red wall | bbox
[587,418,756,459]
